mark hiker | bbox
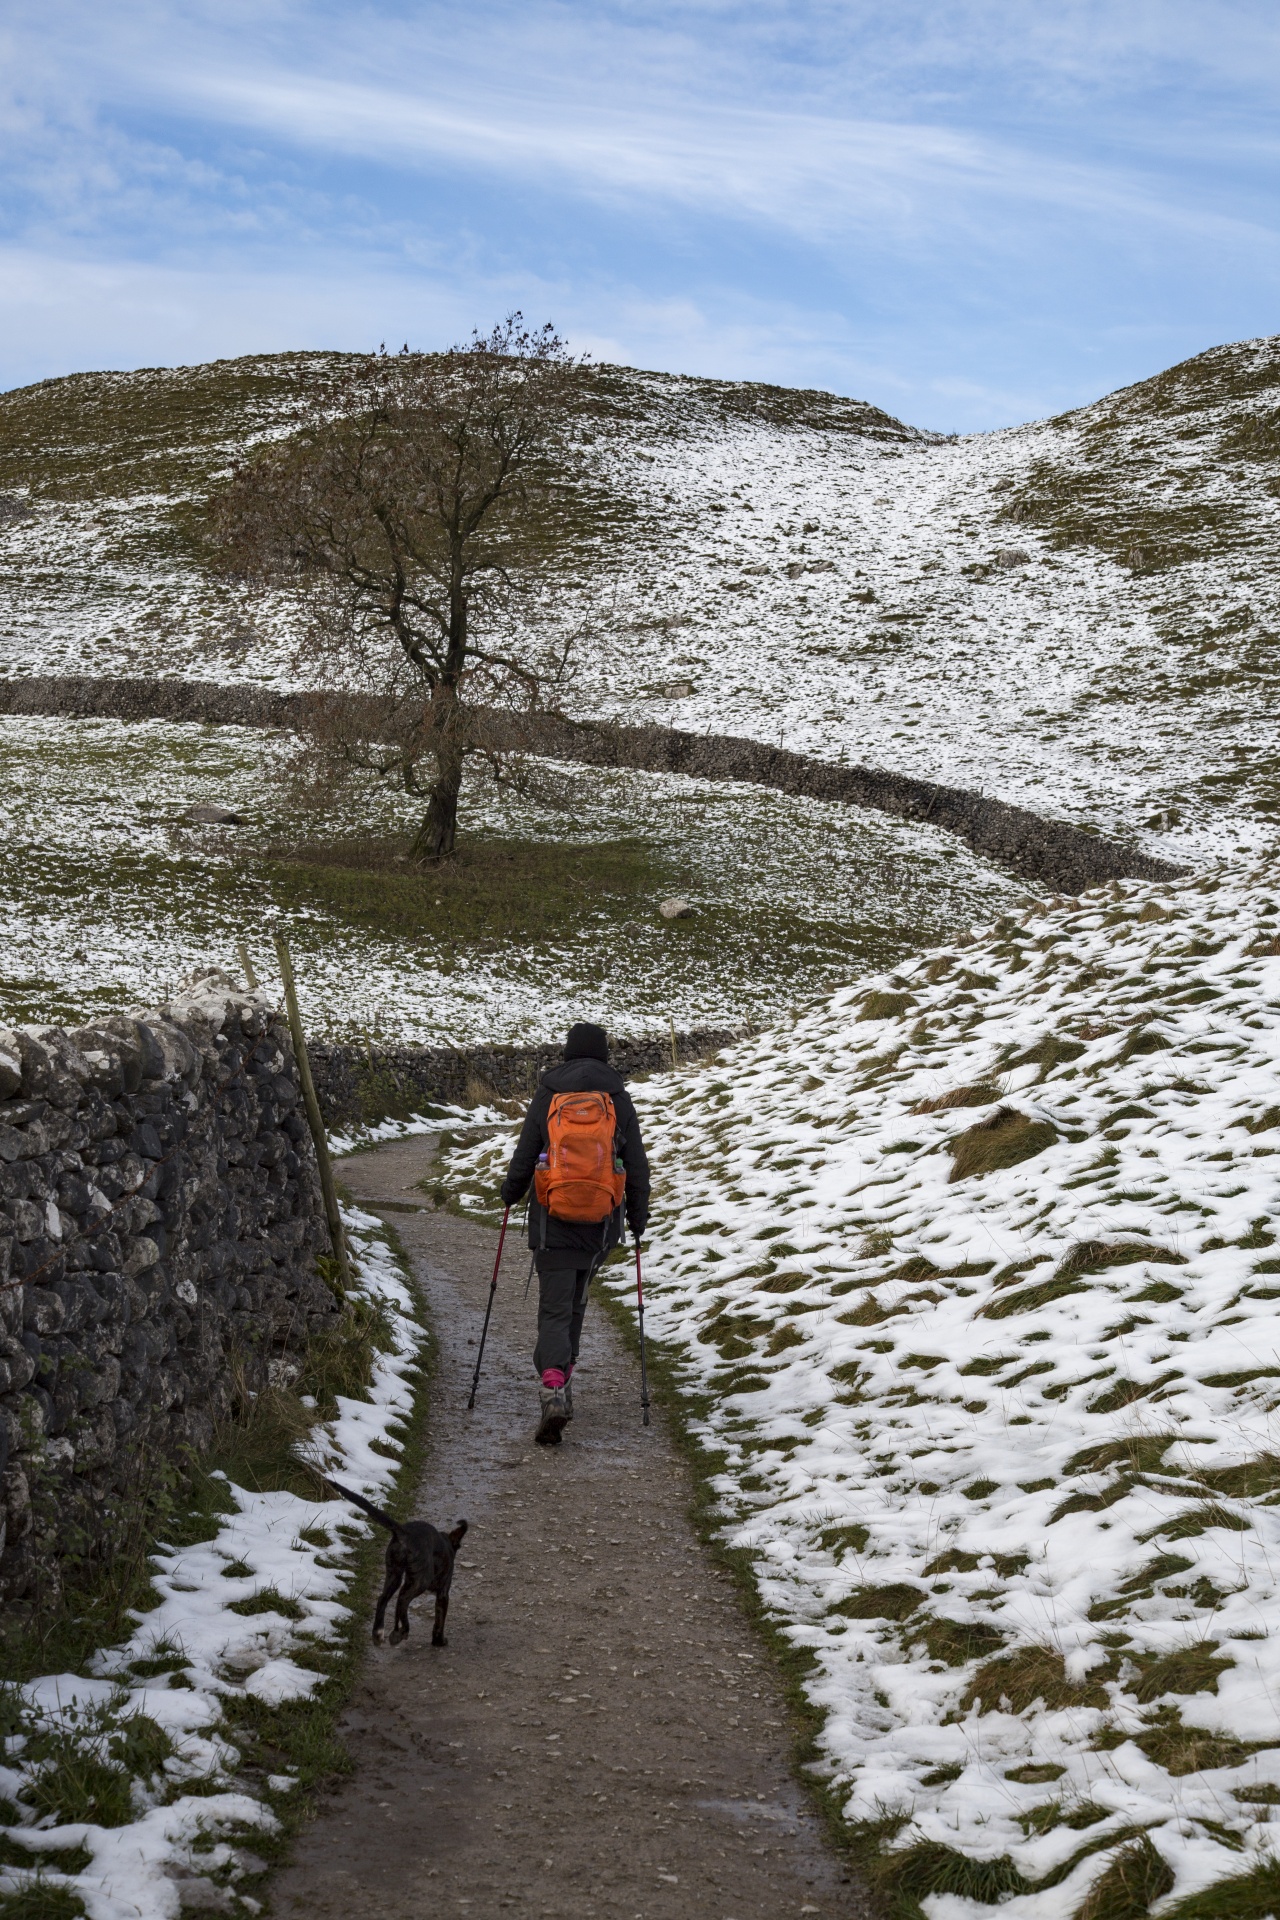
[499,1022,650,1446]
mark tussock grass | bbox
[1130,1643,1233,1702]
[961,1646,1116,1714]
[1074,1835,1174,1920]
[1066,1437,1181,1476]
[859,990,916,1020]
[1005,1034,1086,1077]
[1162,1858,1280,1918]
[948,1107,1058,1182]
[1197,1456,1280,1498]
[17,1702,173,1828]
[0,1886,88,1920]
[911,1082,1000,1113]
[871,1840,1031,1910]
[1140,1504,1250,1542]
[980,1276,1088,1320]
[1134,1707,1258,1776]
[818,1523,870,1557]
[1058,1240,1188,1277]
[911,1616,1006,1666]
[833,1583,925,1621]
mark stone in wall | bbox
[0,970,335,1612]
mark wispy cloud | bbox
[0,0,1277,427]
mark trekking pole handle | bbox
[466,1205,510,1411]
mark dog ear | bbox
[449,1519,469,1549]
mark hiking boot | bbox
[536,1387,568,1446]
[563,1376,574,1422]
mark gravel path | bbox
[271,1137,870,1920]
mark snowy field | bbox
[2,338,1278,874]
[0,711,1017,1042]
[0,1208,423,1920]
[443,856,1280,1914]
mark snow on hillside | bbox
[0,1207,421,1920]
[3,338,1279,871]
[0,711,1017,1041]
[449,858,1280,1913]
[581,337,1280,869]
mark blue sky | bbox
[1,1,1277,430]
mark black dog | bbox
[324,1478,468,1647]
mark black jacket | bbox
[500,1058,651,1257]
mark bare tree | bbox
[208,316,587,860]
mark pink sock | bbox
[541,1368,566,1391]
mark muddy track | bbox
[271,1137,871,1919]
[0,672,1184,892]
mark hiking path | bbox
[271,1136,870,1920]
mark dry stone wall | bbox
[309,1027,743,1132]
[0,971,335,1611]
[0,674,1185,892]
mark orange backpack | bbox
[534,1091,626,1223]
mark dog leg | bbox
[432,1590,450,1648]
[390,1577,427,1646]
[371,1564,404,1645]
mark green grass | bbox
[0,1447,205,1686]
[1163,1859,1280,1918]
[0,1886,88,1920]
[18,1704,173,1828]
[0,714,1019,1038]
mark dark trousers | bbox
[534,1264,593,1376]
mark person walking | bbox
[500,1023,650,1445]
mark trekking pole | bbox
[467,1207,510,1410]
[635,1241,651,1428]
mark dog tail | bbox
[324,1476,400,1535]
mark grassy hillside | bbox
[444,855,1280,1915]
[0,712,1018,1040]
[2,337,1278,1041]
[2,338,1279,868]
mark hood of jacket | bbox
[539,1057,627,1095]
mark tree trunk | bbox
[411,695,465,861]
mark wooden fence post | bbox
[237,939,259,990]
[272,928,351,1291]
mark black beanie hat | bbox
[564,1022,609,1063]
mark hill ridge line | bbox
[0,673,1186,893]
